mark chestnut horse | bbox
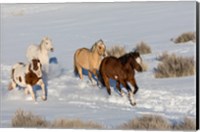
[74,39,106,84]
[99,52,142,106]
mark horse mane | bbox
[119,53,132,64]
[39,37,50,50]
[39,40,44,50]
[90,39,104,52]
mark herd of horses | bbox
[8,37,143,106]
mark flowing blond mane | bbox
[90,39,104,52]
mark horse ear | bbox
[99,39,103,43]
[43,36,48,40]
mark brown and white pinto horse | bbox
[99,52,142,106]
[8,59,46,102]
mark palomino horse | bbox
[99,52,142,106]
[8,59,46,102]
[74,39,106,84]
[26,37,54,73]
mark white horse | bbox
[8,59,46,101]
[26,37,54,73]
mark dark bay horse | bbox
[99,52,142,106]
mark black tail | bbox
[98,69,105,87]
[74,64,78,76]
[73,54,78,76]
[11,69,15,82]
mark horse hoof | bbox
[120,92,125,97]
[131,102,136,106]
[42,96,47,101]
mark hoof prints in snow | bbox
[1,64,195,118]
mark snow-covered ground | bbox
[0,2,196,128]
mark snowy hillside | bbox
[0,2,196,128]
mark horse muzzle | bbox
[50,48,54,52]
[138,66,143,72]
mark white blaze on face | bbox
[136,57,142,64]
[114,75,118,79]
[37,63,42,77]
[32,62,42,77]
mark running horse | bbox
[99,52,142,106]
[74,39,106,84]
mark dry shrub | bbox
[156,51,170,61]
[134,41,152,54]
[119,115,196,130]
[106,45,126,58]
[12,110,103,129]
[12,110,195,130]
[12,109,49,128]
[173,118,196,130]
[141,62,148,71]
[119,115,171,130]
[155,53,195,78]
[172,32,196,44]
[51,119,103,129]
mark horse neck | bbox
[39,42,48,54]
[127,58,136,70]
[91,50,101,59]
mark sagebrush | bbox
[106,45,126,58]
[141,62,148,71]
[172,117,196,130]
[119,115,195,130]
[12,110,103,129]
[51,119,103,129]
[12,109,49,128]
[172,32,196,44]
[134,41,152,54]
[155,52,195,78]
[119,115,171,130]
[12,110,196,130]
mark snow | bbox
[0,2,196,128]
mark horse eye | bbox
[99,47,102,49]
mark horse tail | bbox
[11,68,15,82]
[11,64,19,83]
[98,61,105,87]
[98,72,105,87]
[8,68,15,91]
[73,52,78,76]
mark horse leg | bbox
[76,64,83,80]
[91,69,100,86]
[24,88,30,95]
[8,80,17,91]
[88,71,95,84]
[121,80,136,106]
[104,75,111,95]
[27,85,36,102]
[37,79,46,101]
[116,81,124,96]
[129,77,139,94]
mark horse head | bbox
[29,59,42,78]
[130,52,143,72]
[91,39,106,57]
[41,37,54,52]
